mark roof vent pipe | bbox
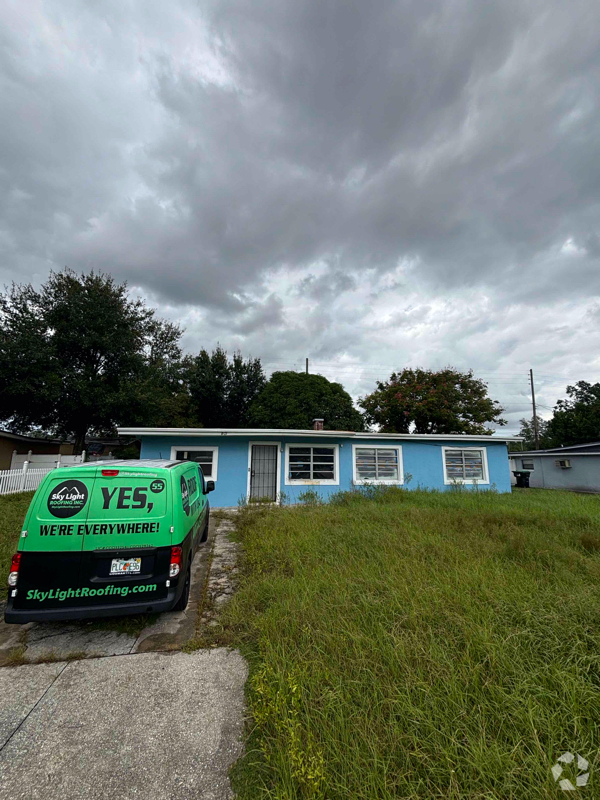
[313,419,324,431]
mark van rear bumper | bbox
[4,589,179,624]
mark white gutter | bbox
[118,427,522,443]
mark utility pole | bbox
[530,368,540,450]
[306,358,309,375]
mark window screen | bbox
[444,449,485,481]
[355,448,399,481]
[522,461,534,470]
[288,446,335,481]
[176,450,214,476]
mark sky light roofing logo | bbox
[47,480,89,519]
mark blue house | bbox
[119,423,520,507]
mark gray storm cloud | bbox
[1,0,599,430]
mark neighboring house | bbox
[509,441,600,493]
[0,430,74,470]
[118,422,521,507]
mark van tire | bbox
[172,561,191,612]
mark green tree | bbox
[134,327,196,429]
[547,381,600,446]
[359,367,505,434]
[0,269,184,451]
[187,346,266,427]
[514,416,554,450]
[248,371,365,430]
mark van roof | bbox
[60,459,182,471]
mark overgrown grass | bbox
[0,491,33,599]
[223,487,600,799]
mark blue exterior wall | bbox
[140,435,512,507]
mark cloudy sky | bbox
[2,0,599,433]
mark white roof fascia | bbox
[118,427,522,442]
[511,452,600,458]
[515,442,600,455]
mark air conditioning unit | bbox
[555,459,571,469]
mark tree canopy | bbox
[514,416,554,450]
[546,381,600,446]
[359,367,506,434]
[0,269,184,451]
[248,371,365,430]
[186,346,266,427]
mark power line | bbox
[262,363,532,381]
[261,361,539,373]
[260,360,579,387]
[261,360,567,379]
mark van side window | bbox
[198,466,207,494]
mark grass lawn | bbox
[221,487,600,799]
[0,491,33,599]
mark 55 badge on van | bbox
[4,459,214,623]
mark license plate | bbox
[110,558,141,575]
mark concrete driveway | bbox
[0,512,247,799]
[0,649,248,800]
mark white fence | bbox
[0,465,54,496]
[10,452,86,470]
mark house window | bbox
[172,448,219,480]
[442,448,489,484]
[522,461,534,470]
[285,445,338,485]
[353,445,403,484]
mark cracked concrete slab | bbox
[0,650,248,800]
[25,624,136,660]
[0,661,66,748]
[0,600,32,667]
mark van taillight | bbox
[170,546,182,578]
[8,553,21,587]
[102,469,119,476]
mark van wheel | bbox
[172,561,191,612]
[200,511,209,543]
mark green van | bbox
[4,459,213,624]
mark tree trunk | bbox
[73,426,88,455]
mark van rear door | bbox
[83,469,171,549]
[13,468,98,608]
[21,467,98,553]
[79,467,172,600]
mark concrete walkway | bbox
[0,650,248,800]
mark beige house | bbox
[0,430,74,470]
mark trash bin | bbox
[512,470,531,488]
